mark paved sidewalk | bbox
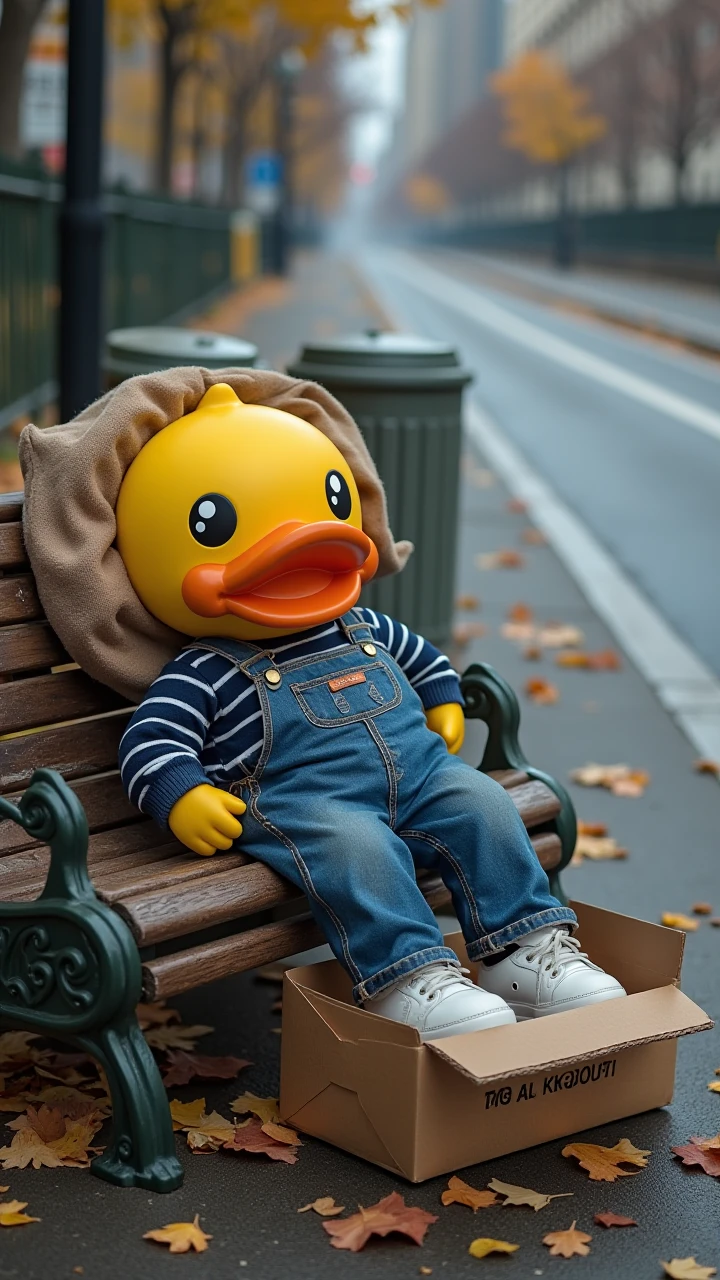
[434,250,720,355]
[4,250,720,1280]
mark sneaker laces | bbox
[411,963,473,1001]
[525,928,597,979]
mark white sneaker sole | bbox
[509,988,626,1021]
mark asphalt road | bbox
[362,246,720,682]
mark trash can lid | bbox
[287,330,472,389]
[104,327,258,375]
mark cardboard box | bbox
[279,901,712,1182]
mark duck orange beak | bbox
[181,521,379,629]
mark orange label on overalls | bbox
[328,671,367,693]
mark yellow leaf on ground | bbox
[661,1259,717,1280]
[543,1221,592,1257]
[525,677,560,705]
[570,763,650,796]
[230,1093,280,1125]
[662,913,699,932]
[0,1128,64,1170]
[707,1083,720,1094]
[185,1111,235,1153]
[572,835,627,864]
[261,1121,301,1146]
[169,1098,207,1131]
[441,1176,498,1211]
[562,1138,650,1181]
[488,1178,573,1211]
[537,624,584,648]
[1,1111,103,1170]
[0,1199,40,1227]
[143,1024,213,1052]
[144,1214,211,1254]
[697,1133,720,1149]
[476,549,525,570]
[297,1197,345,1216]
[135,1002,181,1029]
[468,1237,519,1258]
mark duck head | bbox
[116,383,379,641]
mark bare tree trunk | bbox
[0,0,46,158]
[155,1,194,193]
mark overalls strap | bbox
[183,636,278,679]
[339,608,376,645]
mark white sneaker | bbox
[479,926,626,1020]
[367,961,516,1041]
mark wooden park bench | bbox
[0,490,577,1192]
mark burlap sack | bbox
[19,366,413,703]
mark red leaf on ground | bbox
[161,1052,251,1088]
[222,1118,300,1164]
[672,1140,720,1177]
[594,1211,638,1228]
[323,1192,438,1252]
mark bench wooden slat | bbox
[0,493,24,524]
[0,711,131,793]
[95,850,250,903]
[531,831,562,870]
[487,769,529,789]
[0,573,42,624]
[0,522,27,570]
[508,779,560,827]
[0,620,68,676]
[0,773,143,857]
[0,825,182,901]
[0,669,129,735]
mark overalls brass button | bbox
[361,643,377,656]
[265,668,281,687]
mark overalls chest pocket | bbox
[291,660,402,727]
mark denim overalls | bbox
[193,611,576,1004]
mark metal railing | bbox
[0,159,232,429]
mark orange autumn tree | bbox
[491,49,606,265]
[110,0,396,194]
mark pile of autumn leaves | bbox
[1,1010,719,1274]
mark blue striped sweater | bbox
[119,609,462,830]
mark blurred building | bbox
[506,0,677,69]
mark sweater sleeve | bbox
[356,608,463,709]
[119,652,217,828]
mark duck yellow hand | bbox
[169,784,246,857]
[425,702,465,754]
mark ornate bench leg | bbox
[0,769,183,1192]
[461,662,577,905]
[77,1017,182,1192]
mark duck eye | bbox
[325,470,352,520]
[189,493,237,546]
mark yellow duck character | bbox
[116,382,464,857]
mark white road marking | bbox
[359,249,720,764]
[372,248,720,445]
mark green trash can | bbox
[287,331,472,646]
[104,326,258,386]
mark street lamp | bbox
[269,47,304,276]
[58,0,106,421]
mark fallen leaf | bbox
[144,1024,214,1052]
[577,821,608,836]
[661,913,699,932]
[507,497,528,514]
[0,1199,40,1227]
[136,1002,181,1030]
[441,1176,498,1211]
[570,763,650,796]
[144,1214,211,1254]
[698,1133,720,1147]
[661,1259,717,1279]
[537,624,584,648]
[707,1083,720,1094]
[261,1120,300,1146]
[672,1139,720,1176]
[572,835,627,864]
[323,1192,437,1252]
[161,1050,251,1087]
[521,527,547,545]
[27,1086,110,1118]
[0,1033,39,1069]
[223,1118,299,1163]
[8,1105,65,1144]
[168,1097,207,1131]
[556,648,621,670]
[468,1238,519,1259]
[693,759,720,776]
[525,677,559,705]
[230,1093,280,1125]
[476,549,525,570]
[456,594,480,610]
[562,1137,650,1181]
[419,1269,432,1276]
[298,1197,345,1216]
[452,622,487,646]
[543,1221,592,1258]
[502,621,536,642]
[692,903,713,915]
[523,645,542,660]
[556,650,591,668]
[711,919,720,928]
[0,1111,102,1170]
[507,602,533,623]
[186,1111,235,1153]
[488,1178,573,1211]
[593,1211,638,1228]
